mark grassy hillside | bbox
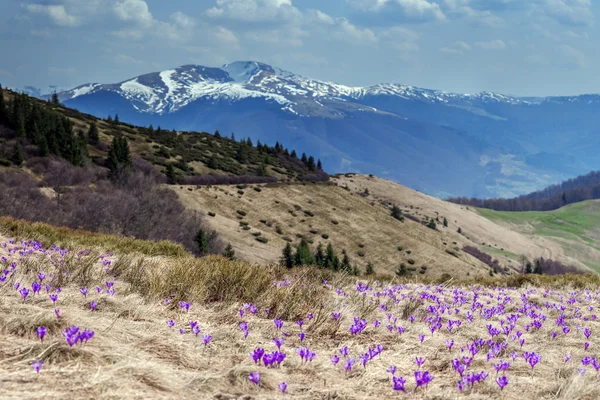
[478,201,600,272]
[173,174,593,278]
[1,218,600,399]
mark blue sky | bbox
[0,0,597,96]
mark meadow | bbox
[1,221,599,399]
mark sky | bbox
[0,0,598,96]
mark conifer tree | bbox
[291,150,297,159]
[223,243,235,260]
[307,156,316,171]
[165,163,176,184]
[11,142,24,167]
[391,205,404,221]
[256,163,268,177]
[325,243,339,271]
[282,243,294,269]
[341,250,352,274]
[317,159,322,170]
[114,113,120,124]
[195,228,208,254]
[0,84,5,124]
[443,217,448,227]
[51,91,59,105]
[214,130,221,138]
[246,137,252,147]
[365,262,375,275]
[301,152,308,164]
[314,243,325,268]
[294,239,314,267]
[88,122,99,145]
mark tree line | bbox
[448,170,600,212]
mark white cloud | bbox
[540,0,593,26]
[475,39,506,49]
[305,9,335,25]
[557,44,586,67]
[114,54,144,65]
[214,27,240,46]
[24,4,81,27]
[348,0,446,21]
[204,0,301,23]
[334,18,379,44]
[440,40,471,54]
[113,0,154,27]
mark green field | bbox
[477,200,600,272]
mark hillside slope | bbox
[174,174,592,277]
[478,201,600,272]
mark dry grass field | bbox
[174,174,592,278]
[1,221,599,400]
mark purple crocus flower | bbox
[387,365,397,375]
[497,375,508,390]
[248,372,261,386]
[330,355,340,365]
[36,326,47,342]
[49,294,58,305]
[167,320,175,328]
[32,360,44,374]
[54,309,61,318]
[298,332,306,342]
[90,302,97,311]
[19,287,30,301]
[80,287,88,297]
[274,318,284,330]
[339,346,349,357]
[251,348,265,364]
[344,358,355,374]
[179,301,190,312]
[331,312,341,321]
[415,371,433,388]
[202,334,212,346]
[37,273,45,282]
[279,382,287,393]
[392,376,406,392]
[415,356,426,369]
[31,282,41,295]
[273,337,284,349]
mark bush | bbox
[254,187,262,192]
[237,190,244,195]
[357,251,365,257]
[358,243,365,248]
[236,210,247,217]
[256,236,269,244]
[321,233,329,239]
[240,221,249,226]
[303,210,314,217]
[331,219,339,225]
[407,259,415,265]
[208,212,216,217]
[252,232,262,237]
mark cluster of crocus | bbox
[414,371,433,389]
[295,346,316,364]
[63,326,95,347]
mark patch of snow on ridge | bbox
[120,79,160,108]
[71,84,99,99]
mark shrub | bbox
[240,221,249,227]
[236,210,247,217]
[331,220,339,225]
[237,190,244,195]
[310,229,319,234]
[256,236,268,244]
[407,259,415,265]
[254,187,262,192]
[358,243,365,248]
[208,212,216,217]
[282,235,292,242]
[357,251,365,257]
[252,232,262,237]
[303,210,314,217]
[276,226,283,235]
[321,233,329,239]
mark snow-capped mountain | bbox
[55,61,533,116]
[52,61,600,198]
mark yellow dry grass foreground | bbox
[1,222,599,399]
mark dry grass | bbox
[1,228,600,399]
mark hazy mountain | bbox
[48,61,600,198]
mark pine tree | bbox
[88,122,99,145]
[525,262,533,274]
[207,155,219,169]
[165,163,176,184]
[340,250,352,274]
[17,115,26,137]
[281,243,294,269]
[246,137,252,147]
[195,228,208,254]
[352,265,360,276]
[391,205,404,221]
[291,150,297,159]
[427,220,437,230]
[365,262,375,275]
[443,217,448,227]
[118,136,132,168]
[314,243,325,268]
[51,91,59,105]
[396,264,407,277]
[106,135,131,179]
[294,239,314,266]
[457,227,462,234]
[214,130,221,138]
[0,84,5,124]
[231,132,235,141]
[256,163,268,177]
[301,153,308,164]
[307,156,316,171]
[317,159,322,170]
[11,142,24,167]
[533,259,544,275]
[36,126,49,157]
[114,113,120,124]
[223,243,235,260]
[325,243,339,271]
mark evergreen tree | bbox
[223,243,235,260]
[352,265,360,276]
[427,220,437,230]
[231,132,235,141]
[443,217,448,227]
[391,205,404,221]
[281,243,294,269]
[294,239,314,266]
[11,142,24,167]
[106,135,132,178]
[533,259,544,274]
[17,115,26,137]
[256,163,268,177]
[235,146,248,163]
[525,262,533,274]
[314,243,325,268]
[114,113,120,124]
[0,84,5,124]
[165,163,176,184]
[106,115,113,124]
[317,159,323,170]
[88,122,100,145]
[301,152,308,164]
[307,156,316,171]
[214,130,221,138]
[246,137,253,147]
[325,243,339,271]
[36,127,49,157]
[291,150,297,159]
[51,91,59,105]
[457,227,462,234]
[207,155,219,169]
[340,250,352,274]
[365,262,375,275]
[195,228,208,254]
